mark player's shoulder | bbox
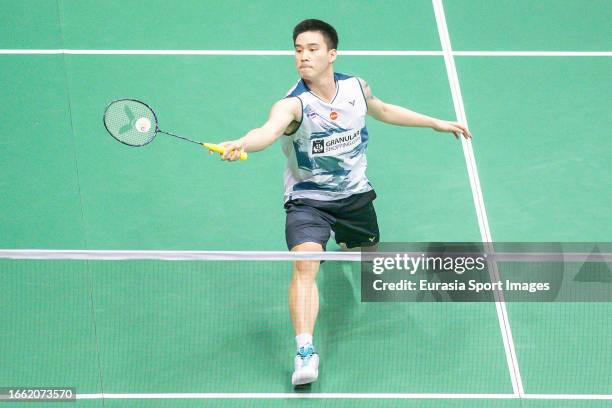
[353,76,367,88]
[352,76,372,99]
[332,72,369,99]
[334,72,354,81]
[272,96,302,116]
[280,80,306,113]
[333,72,364,86]
[336,74,369,94]
[285,79,308,98]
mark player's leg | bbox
[285,201,332,385]
[289,241,323,337]
[289,242,323,386]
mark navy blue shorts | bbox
[284,190,379,250]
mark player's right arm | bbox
[217,97,301,161]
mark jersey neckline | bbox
[301,76,340,105]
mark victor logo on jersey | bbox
[310,129,361,157]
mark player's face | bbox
[294,31,337,80]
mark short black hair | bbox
[293,19,339,50]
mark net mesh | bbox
[103,99,157,146]
[0,252,610,397]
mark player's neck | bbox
[304,70,336,103]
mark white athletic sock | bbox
[295,333,313,350]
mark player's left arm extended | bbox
[358,78,471,140]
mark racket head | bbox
[103,99,159,147]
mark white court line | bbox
[526,394,612,400]
[74,392,612,400]
[454,51,612,57]
[0,49,610,56]
[0,49,436,55]
[79,393,517,400]
[432,0,525,397]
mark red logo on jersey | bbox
[330,111,338,120]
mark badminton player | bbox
[216,19,471,386]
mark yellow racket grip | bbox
[203,143,248,160]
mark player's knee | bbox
[291,241,323,281]
[293,260,319,281]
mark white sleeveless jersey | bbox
[281,72,372,202]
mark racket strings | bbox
[103,100,157,146]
